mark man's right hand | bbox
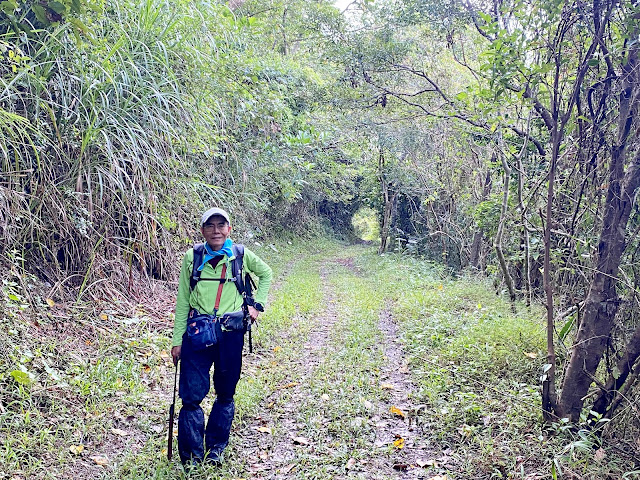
[171,346,181,366]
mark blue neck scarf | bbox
[198,238,234,271]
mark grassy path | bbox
[201,244,477,479]
[2,240,635,479]
[233,248,399,479]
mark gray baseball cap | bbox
[201,207,231,226]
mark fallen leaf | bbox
[142,364,151,372]
[9,370,33,386]
[390,406,405,418]
[256,426,272,434]
[594,448,606,462]
[90,455,108,466]
[438,284,444,290]
[279,464,295,474]
[273,346,282,352]
[69,445,84,455]
[111,428,128,436]
[381,383,394,390]
[393,463,409,471]
[46,298,55,307]
[345,458,356,470]
[293,436,310,445]
[416,458,438,468]
[100,314,108,320]
[250,463,269,472]
[524,352,538,358]
[393,437,405,449]
[280,382,298,389]
[427,476,448,480]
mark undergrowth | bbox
[1,240,638,479]
[355,250,638,479]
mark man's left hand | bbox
[247,306,260,322]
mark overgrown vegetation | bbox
[2,241,637,478]
[1,0,360,285]
[2,0,640,473]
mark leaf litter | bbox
[372,309,448,478]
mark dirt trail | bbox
[237,262,343,478]
[375,310,443,479]
[234,257,441,479]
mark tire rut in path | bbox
[237,261,342,479]
[372,310,441,479]
[238,257,443,479]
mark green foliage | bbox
[0,0,97,34]
[472,192,519,239]
[1,0,360,285]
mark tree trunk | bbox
[591,321,640,418]
[494,147,517,309]
[378,147,396,254]
[470,169,492,269]
[518,114,533,306]
[558,151,640,421]
[558,41,640,421]
[542,127,561,422]
[379,190,397,254]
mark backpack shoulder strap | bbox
[190,243,205,291]
[231,244,257,306]
[230,244,245,295]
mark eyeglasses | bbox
[203,222,228,232]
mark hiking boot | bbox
[182,457,202,474]
[203,449,223,466]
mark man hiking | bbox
[171,207,272,468]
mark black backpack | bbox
[189,243,256,303]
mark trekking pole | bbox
[167,361,178,461]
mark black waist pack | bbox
[220,310,246,332]
[186,309,220,350]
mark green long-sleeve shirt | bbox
[172,244,272,347]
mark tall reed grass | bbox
[0,0,307,292]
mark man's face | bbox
[201,215,231,250]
